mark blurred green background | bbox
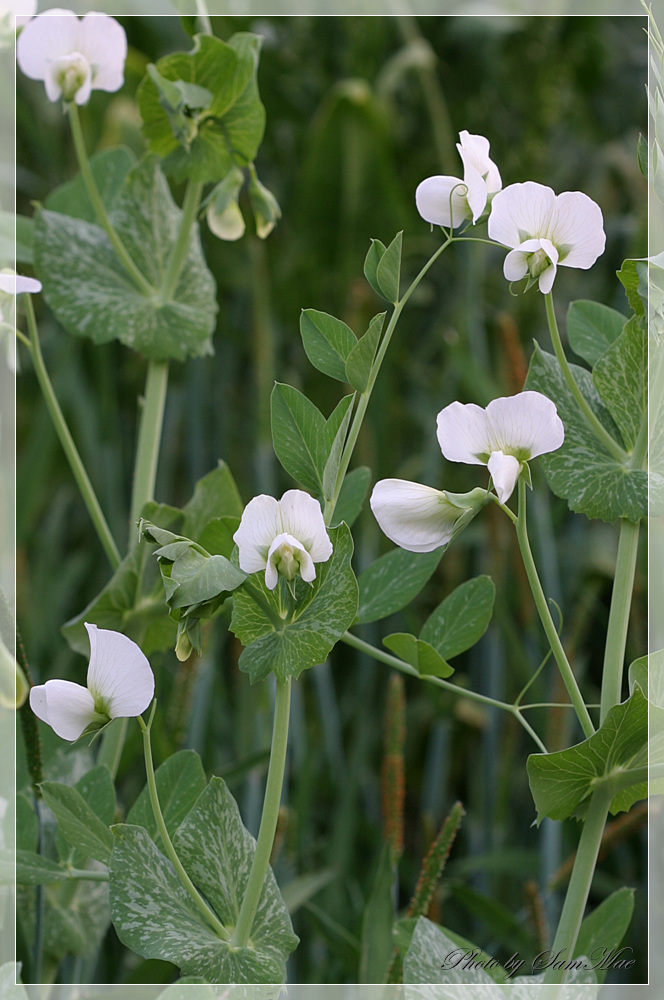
[16,15,648,985]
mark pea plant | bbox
[10,9,658,991]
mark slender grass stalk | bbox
[600,519,640,723]
[137,712,230,941]
[515,479,594,739]
[544,293,628,464]
[24,297,121,569]
[232,678,292,947]
[67,103,155,298]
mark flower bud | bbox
[206,168,245,241]
[248,166,281,239]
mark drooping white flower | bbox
[233,489,333,591]
[416,130,502,229]
[436,390,565,504]
[0,270,41,372]
[17,8,127,105]
[487,181,606,293]
[29,623,154,741]
[370,480,488,553]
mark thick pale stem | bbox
[544,293,628,465]
[25,297,121,569]
[68,104,155,298]
[159,181,204,300]
[138,715,230,941]
[543,786,612,984]
[232,678,291,948]
[516,479,594,739]
[600,518,640,723]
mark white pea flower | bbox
[488,181,606,293]
[234,489,333,591]
[416,130,502,229]
[437,390,565,504]
[29,623,154,741]
[0,270,42,372]
[0,0,36,42]
[17,8,127,105]
[370,480,488,553]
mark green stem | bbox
[67,103,155,298]
[24,297,121,569]
[62,868,110,882]
[324,235,453,520]
[159,180,204,300]
[543,786,612,984]
[544,293,628,464]
[96,717,127,779]
[130,360,169,526]
[195,0,213,34]
[341,630,548,753]
[516,479,594,739]
[137,714,230,941]
[600,518,640,724]
[232,677,292,947]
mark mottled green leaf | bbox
[566,300,626,368]
[525,344,649,522]
[617,259,646,317]
[382,633,453,678]
[355,547,441,625]
[527,688,649,823]
[345,312,385,392]
[34,156,217,362]
[593,315,646,451]
[127,750,207,851]
[300,308,356,382]
[403,916,502,987]
[13,851,70,886]
[420,576,495,660]
[45,147,136,223]
[231,523,358,683]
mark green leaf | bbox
[111,779,298,982]
[574,887,635,984]
[182,461,244,538]
[45,147,136,223]
[62,502,182,657]
[127,750,207,852]
[300,308,356,382]
[138,34,265,184]
[41,781,114,864]
[271,383,326,494]
[593,315,646,451]
[281,869,336,914]
[0,212,34,264]
[364,238,388,299]
[231,523,358,683]
[403,916,505,985]
[629,648,664,709]
[34,156,217,362]
[638,132,649,177]
[375,230,402,303]
[73,765,116,826]
[345,312,386,392]
[355,547,441,625]
[382,633,453,678]
[527,687,649,823]
[525,344,649,522]
[359,844,395,984]
[420,576,495,660]
[13,851,71,886]
[566,299,626,368]
[149,538,246,611]
[331,466,371,528]
[617,259,646,317]
[321,394,354,501]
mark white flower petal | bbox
[79,13,127,92]
[279,489,332,563]
[548,191,605,268]
[461,162,488,223]
[85,622,154,719]
[17,8,79,80]
[207,199,245,241]
[457,131,502,195]
[415,175,471,228]
[488,181,556,249]
[538,262,557,293]
[34,678,95,741]
[370,479,460,552]
[234,494,281,574]
[29,684,49,725]
[487,451,521,504]
[436,401,492,464]
[0,273,41,295]
[503,248,529,282]
[485,391,564,459]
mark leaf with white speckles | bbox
[34,156,217,362]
